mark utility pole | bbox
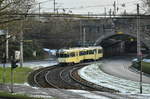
[103,8,107,36]
[109,9,112,18]
[104,7,107,18]
[39,3,41,16]
[137,4,142,94]
[5,14,9,62]
[88,12,90,18]
[38,2,41,33]
[54,0,56,14]
[80,20,82,46]
[20,21,23,67]
[2,53,6,84]
[83,27,86,47]
[10,62,14,93]
[56,9,59,16]
[113,1,117,16]
[6,28,9,61]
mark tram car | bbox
[57,46,103,64]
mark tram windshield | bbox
[59,53,69,58]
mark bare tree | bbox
[141,0,150,14]
[0,0,35,24]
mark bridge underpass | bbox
[96,34,149,57]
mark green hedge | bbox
[141,61,150,74]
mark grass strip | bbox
[0,91,44,99]
[0,67,33,83]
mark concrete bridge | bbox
[79,16,150,55]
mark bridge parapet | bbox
[91,18,150,50]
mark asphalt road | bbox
[100,56,150,84]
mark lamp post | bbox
[137,4,142,94]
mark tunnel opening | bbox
[98,34,149,57]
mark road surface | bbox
[101,56,150,84]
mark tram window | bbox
[88,50,94,54]
[79,51,84,56]
[98,49,102,53]
[79,51,86,56]
[70,52,75,57]
[84,51,88,55]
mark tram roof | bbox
[58,46,102,53]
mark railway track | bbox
[27,65,59,87]
[59,63,95,90]
[28,63,117,92]
[45,65,75,89]
[33,66,55,88]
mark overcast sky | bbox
[35,0,141,14]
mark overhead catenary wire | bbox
[32,0,139,11]
[12,0,143,14]
[33,0,53,5]
[60,0,139,10]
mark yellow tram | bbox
[57,46,103,64]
